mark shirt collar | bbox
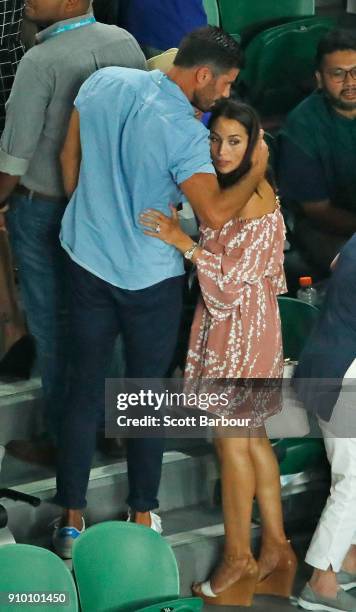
[36,13,94,45]
[150,70,195,115]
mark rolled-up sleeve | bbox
[170,128,216,185]
[0,55,51,176]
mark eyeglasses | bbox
[326,67,356,82]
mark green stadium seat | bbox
[218,0,315,39]
[72,521,202,612]
[237,17,336,116]
[277,296,319,361]
[203,0,220,27]
[0,544,78,611]
[272,297,326,480]
[275,437,328,476]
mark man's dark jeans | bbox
[54,258,184,511]
[7,194,69,439]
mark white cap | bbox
[147,48,178,72]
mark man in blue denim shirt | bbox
[54,27,269,557]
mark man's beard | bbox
[191,91,215,113]
[324,87,356,112]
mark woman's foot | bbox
[255,540,297,598]
[193,554,258,606]
[257,539,296,581]
[195,555,253,595]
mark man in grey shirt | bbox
[0,0,146,447]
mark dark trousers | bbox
[54,258,184,511]
[7,194,69,439]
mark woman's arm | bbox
[180,135,269,230]
[139,205,203,261]
[139,206,271,317]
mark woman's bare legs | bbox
[194,426,293,596]
[201,432,256,593]
[249,427,290,578]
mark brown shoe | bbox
[255,540,297,598]
[5,439,57,466]
[192,555,258,607]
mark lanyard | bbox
[40,16,96,42]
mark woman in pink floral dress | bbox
[140,99,297,607]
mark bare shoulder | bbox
[238,179,277,220]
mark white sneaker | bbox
[127,510,162,534]
[150,512,162,534]
[52,517,85,559]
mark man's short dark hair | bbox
[174,26,244,74]
[316,28,356,69]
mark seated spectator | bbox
[278,29,356,279]
[122,0,208,58]
[294,236,356,612]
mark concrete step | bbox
[0,378,43,444]
[0,449,329,559]
[0,447,217,546]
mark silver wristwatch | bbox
[183,242,198,260]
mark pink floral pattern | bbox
[185,203,287,424]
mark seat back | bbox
[278,296,319,361]
[218,0,314,35]
[238,17,335,116]
[72,522,179,612]
[203,0,220,26]
[0,544,78,611]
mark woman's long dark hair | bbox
[208,99,271,190]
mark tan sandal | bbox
[192,554,258,607]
